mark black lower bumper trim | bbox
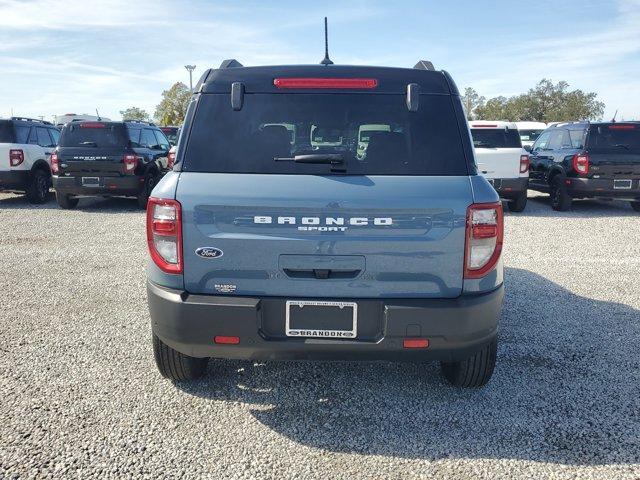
[52,175,143,197]
[491,177,528,198]
[148,282,504,362]
[566,177,640,200]
[0,170,29,191]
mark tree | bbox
[460,87,485,120]
[474,79,605,122]
[154,82,191,126]
[119,106,150,122]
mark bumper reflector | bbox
[403,338,429,349]
[214,336,240,345]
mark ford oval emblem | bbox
[195,247,224,259]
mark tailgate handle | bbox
[283,268,361,280]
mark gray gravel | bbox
[1,191,639,479]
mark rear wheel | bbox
[630,201,640,212]
[153,334,208,381]
[550,177,572,211]
[440,338,497,388]
[26,169,51,204]
[137,172,158,209]
[55,192,79,209]
[508,189,527,212]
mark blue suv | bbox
[146,60,504,387]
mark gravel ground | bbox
[0,191,639,479]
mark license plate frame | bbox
[614,179,632,190]
[81,176,101,187]
[285,300,357,339]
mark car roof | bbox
[514,121,547,129]
[2,116,54,126]
[469,120,518,129]
[198,63,456,95]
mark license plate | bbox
[614,179,632,189]
[285,300,357,339]
[82,177,101,187]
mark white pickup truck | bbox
[469,120,530,212]
[0,117,59,203]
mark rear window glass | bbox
[0,121,14,143]
[587,124,640,152]
[183,94,468,175]
[518,129,543,142]
[470,128,522,148]
[59,123,129,148]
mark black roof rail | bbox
[11,116,52,125]
[219,59,243,69]
[414,60,435,71]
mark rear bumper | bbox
[148,281,504,362]
[0,170,29,191]
[490,177,528,199]
[52,175,143,197]
[566,177,640,200]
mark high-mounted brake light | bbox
[80,122,106,129]
[464,203,503,279]
[273,78,378,89]
[50,152,59,173]
[167,150,176,169]
[123,153,138,174]
[520,154,530,174]
[146,198,183,274]
[572,153,589,175]
[608,124,635,130]
[9,149,24,167]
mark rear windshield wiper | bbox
[274,154,344,165]
[613,144,630,150]
[78,141,97,147]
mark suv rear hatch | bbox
[177,92,473,299]
[471,127,524,179]
[57,122,132,176]
[586,123,640,178]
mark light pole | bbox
[185,65,196,92]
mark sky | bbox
[1,0,639,122]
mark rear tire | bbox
[137,172,158,209]
[550,177,572,211]
[26,169,51,204]
[55,192,79,209]
[153,334,208,381]
[508,189,527,212]
[441,338,497,388]
[630,201,640,212]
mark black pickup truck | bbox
[528,121,640,211]
[52,120,171,209]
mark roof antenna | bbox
[320,17,333,66]
[95,108,101,121]
[611,109,618,123]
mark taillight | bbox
[123,154,138,174]
[572,154,589,175]
[464,203,503,279]
[519,154,530,174]
[9,149,24,167]
[146,198,182,274]
[50,152,59,174]
[167,150,176,169]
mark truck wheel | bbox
[56,192,79,209]
[153,334,208,381]
[26,169,51,204]
[137,172,158,209]
[550,177,572,211]
[508,190,527,212]
[630,201,640,212]
[440,338,497,388]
